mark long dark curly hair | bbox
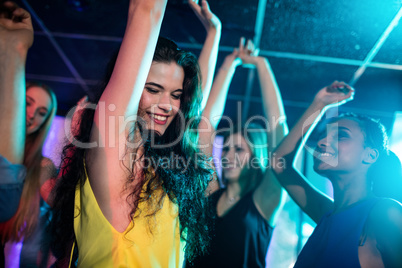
[49,37,214,266]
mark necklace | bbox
[226,191,240,203]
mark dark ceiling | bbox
[17,0,402,133]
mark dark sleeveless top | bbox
[294,198,379,268]
[186,189,274,268]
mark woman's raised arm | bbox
[272,81,354,223]
[198,39,242,156]
[0,1,33,164]
[237,40,288,226]
[188,0,221,110]
[86,0,168,227]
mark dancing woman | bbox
[50,0,216,266]
[188,38,288,267]
[272,82,402,267]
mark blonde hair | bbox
[0,82,57,242]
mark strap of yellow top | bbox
[69,241,75,268]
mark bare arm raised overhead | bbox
[188,0,221,195]
[198,39,242,156]
[0,1,33,164]
[272,81,354,223]
[0,2,33,222]
[188,0,221,110]
[86,0,168,231]
[238,40,289,226]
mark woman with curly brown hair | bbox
[49,0,221,266]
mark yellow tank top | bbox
[73,172,185,267]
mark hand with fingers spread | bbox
[314,80,355,108]
[0,1,33,54]
[188,0,221,31]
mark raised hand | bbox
[314,81,355,108]
[188,0,221,31]
[220,37,253,70]
[237,37,260,67]
[220,47,241,70]
[0,1,33,53]
[189,0,221,110]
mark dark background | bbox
[18,0,402,132]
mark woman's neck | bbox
[225,171,257,198]
[225,181,242,199]
[329,171,373,212]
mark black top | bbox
[294,198,379,268]
[186,189,274,268]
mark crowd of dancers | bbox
[0,0,401,267]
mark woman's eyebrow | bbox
[27,95,35,102]
[337,126,351,132]
[145,82,164,90]
[39,107,49,114]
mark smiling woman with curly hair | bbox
[48,0,217,267]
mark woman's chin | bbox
[313,162,333,176]
[222,171,241,182]
[149,128,163,136]
[26,127,36,136]
[141,125,164,137]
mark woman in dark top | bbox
[189,38,288,267]
[190,124,280,268]
[272,81,402,267]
